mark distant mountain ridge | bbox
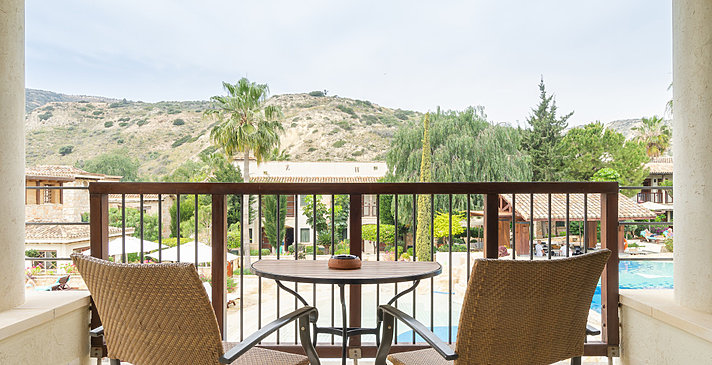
[26,88,119,113]
[24,89,420,178]
[605,118,672,140]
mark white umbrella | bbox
[81,236,166,257]
[108,236,166,256]
[146,241,238,264]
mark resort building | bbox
[248,161,386,252]
[639,157,674,219]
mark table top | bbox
[251,260,442,285]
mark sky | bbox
[26,0,672,127]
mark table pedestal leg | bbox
[339,283,347,365]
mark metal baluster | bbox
[512,194,516,260]
[412,193,416,344]
[312,194,317,332]
[140,194,144,263]
[240,194,244,342]
[177,194,181,262]
[466,194,471,277]
[331,194,335,345]
[530,193,534,261]
[548,193,552,260]
[431,194,435,332]
[158,194,162,263]
[258,195,262,333]
[121,194,126,263]
[394,194,398,344]
[566,194,570,257]
[194,194,198,268]
[276,194,281,344]
[448,194,453,344]
[376,194,380,335]
[294,194,299,344]
[584,193,588,254]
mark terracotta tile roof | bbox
[645,157,673,174]
[250,176,381,183]
[25,223,129,243]
[501,193,656,221]
[25,165,121,181]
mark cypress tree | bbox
[416,113,432,261]
[521,77,572,181]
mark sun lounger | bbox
[34,274,71,291]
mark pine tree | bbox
[415,113,432,261]
[521,78,572,181]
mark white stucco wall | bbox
[0,0,26,311]
[673,0,712,312]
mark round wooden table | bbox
[251,260,442,364]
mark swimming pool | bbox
[590,260,673,312]
[398,260,673,342]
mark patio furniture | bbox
[34,274,71,291]
[376,249,611,365]
[252,260,442,365]
[71,254,320,365]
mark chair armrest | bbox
[586,324,600,336]
[90,326,104,337]
[220,306,318,364]
[379,305,457,361]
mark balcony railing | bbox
[636,187,673,204]
[84,182,620,359]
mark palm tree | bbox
[205,79,284,182]
[633,115,671,158]
[204,78,284,264]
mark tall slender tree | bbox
[415,113,432,261]
[521,78,573,181]
[204,78,284,265]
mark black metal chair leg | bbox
[570,356,582,365]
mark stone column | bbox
[673,0,712,312]
[0,0,25,311]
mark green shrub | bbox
[394,110,409,120]
[118,122,129,127]
[307,147,316,152]
[336,105,357,118]
[104,121,114,128]
[308,90,325,97]
[167,109,181,114]
[93,110,104,115]
[171,135,192,148]
[664,238,673,252]
[335,120,352,130]
[38,112,52,121]
[437,244,468,252]
[249,249,271,256]
[118,117,130,122]
[117,138,124,144]
[58,145,74,156]
[25,249,41,258]
[173,118,185,126]
[137,119,148,127]
[352,150,364,156]
[333,140,346,148]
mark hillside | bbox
[25,88,118,113]
[605,118,671,140]
[25,91,420,178]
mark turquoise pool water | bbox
[398,260,673,342]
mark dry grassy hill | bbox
[25,91,420,178]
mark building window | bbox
[299,195,307,207]
[32,250,57,270]
[300,228,310,243]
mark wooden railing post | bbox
[600,191,619,353]
[89,193,109,259]
[212,194,227,340]
[349,193,362,350]
[483,193,499,259]
[89,192,109,355]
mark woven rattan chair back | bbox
[72,254,224,365]
[454,249,611,365]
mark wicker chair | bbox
[376,249,611,365]
[72,254,320,365]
